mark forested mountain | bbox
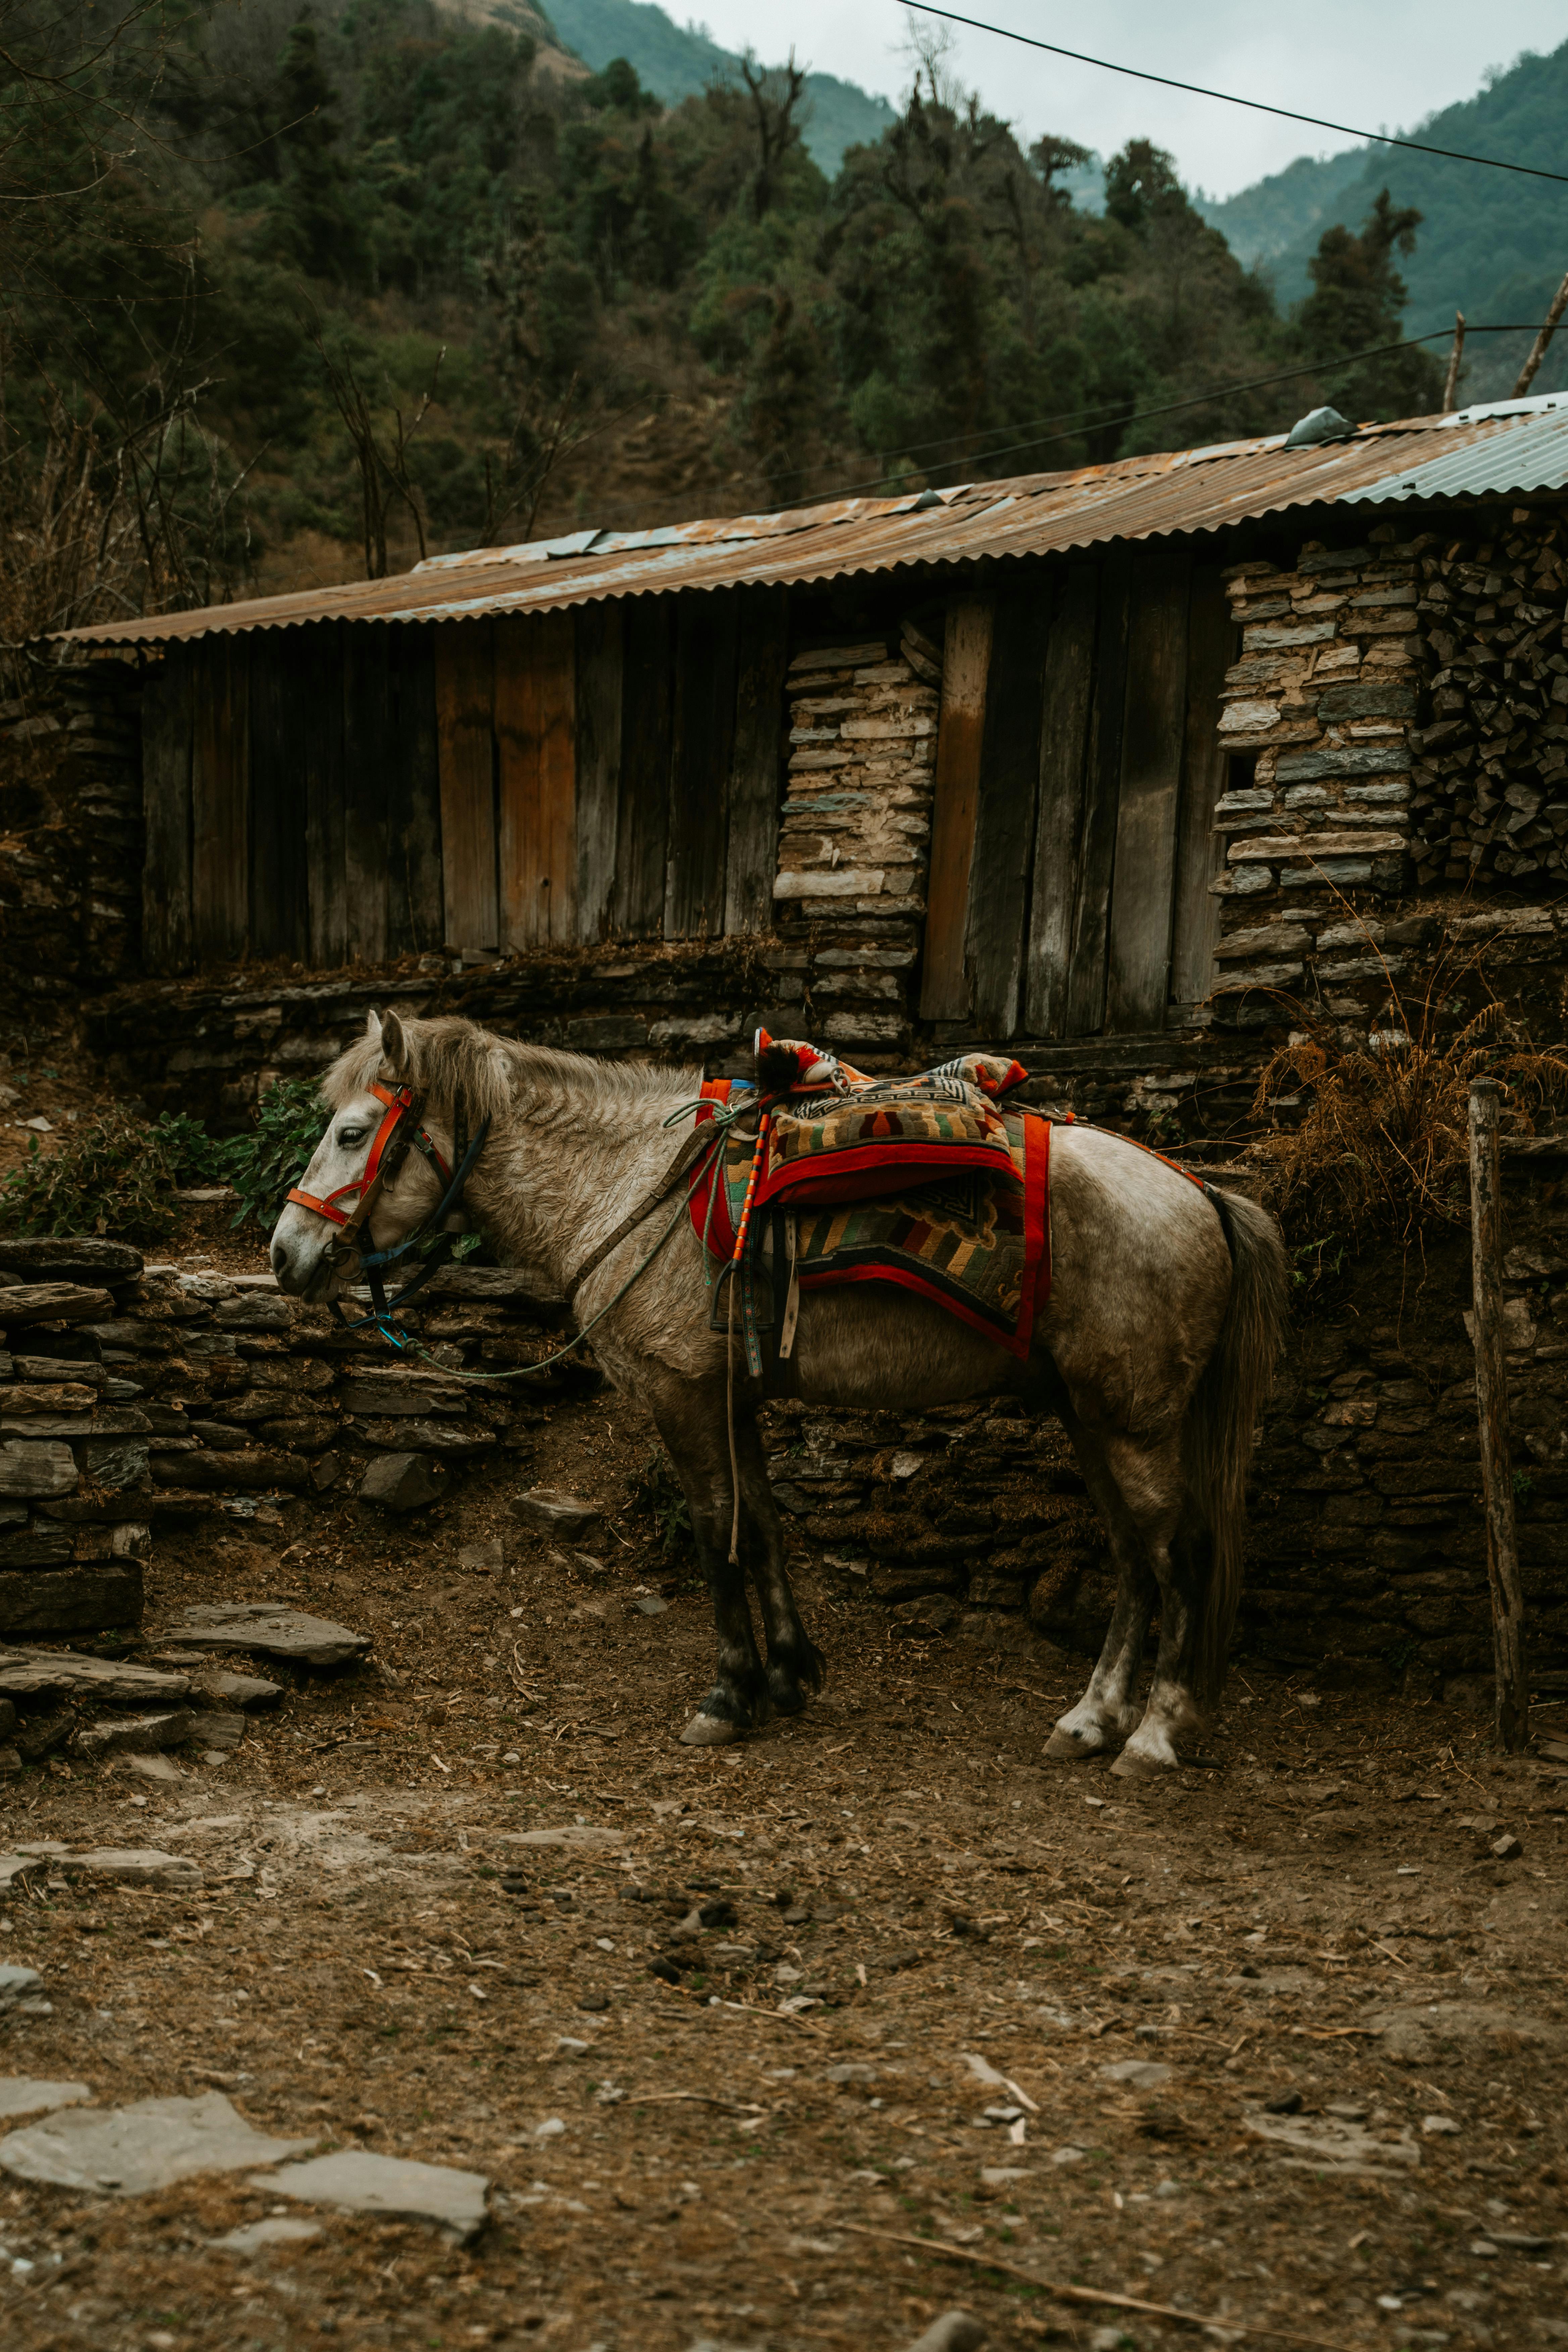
[526,0,896,175]
[1,0,1439,630]
[1200,41,1568,401]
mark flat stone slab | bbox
[73,1711,190,1760]
[64,1849,204,1889]
[0,2078,92,2120]
[516,1487,601,1538]
[498,1825,624,1850]
[1100,2059,1172,2090]
[0,1650,190,1702]
[0,1966,44,2007]
[191,1667,283,1708]
[1244,2105,1420,2173]
[0,1854,47,1893]
[0,2092,315,2193]
[211,2217,323,2251]
[170,1605,370,1666]
[253,2150,489,2239]
[187,1710,246,1750]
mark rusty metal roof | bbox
[57,408,1564,647]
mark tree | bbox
[739,49,806,224]
[1295,189,1444,422]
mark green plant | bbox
[148,1111,227,1188]
[222,1078,328,1230]
[1513,1470,1534,1507]
[0,1106,182,1240]
[629,1445,693,1560]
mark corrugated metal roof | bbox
[1342,407,1568,504]
[56,408,1568,647]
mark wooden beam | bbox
[1064,550,1130,1037]
[919,599,993,1021]
[435,620,499,953]
[967,587,1050,1040]
[1024,567,1097,1038]
[141,651,193,975]
[725,585,789,936]
[1468,1078,1529,1753]
[247,630,309,963]
[190,634,250,961]
[614,596,673,936]
[496,608,577,950]
[1106,545,1191,1033]
[666,593,739,939]
[387,623,444,957]
[342,625,392,966]
[574,602,623,943]
[1171,566,1234,1009]
[303,623,348,969]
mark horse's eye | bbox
[337,1126,366,1148]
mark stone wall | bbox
[0,663,143,1020]
[0,1243,584,1638]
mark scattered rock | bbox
[65,1849,204,1890]
[903,2314,987,2352]
[458,1539,503,1573]
[359,1452,451,1512]
[578,1990,610,2013]
[210,2218,323,2251]
[1422,2113,1461,2135]
[186,1711,246,1751]
[0,1854,46,1893]
[499,1825,624,1850]
[122,1752,183,1784]
[632,1595,668,1616]
[170,1604,370,1667]
[1244,2105,1419,2174]
[0,1968,45,2009]
[0,2078,91,2120]
[1050,2145,1085,2164]
[1490,1831,1524,1860]
[71,1711,191,1760]
[1101,2059,1172,2090]
[0,1650,189,1702]
[195,1670,282,1709]
[516,1487,601,1538]
[254,2150,489,2239]
[0,2092,314,2193]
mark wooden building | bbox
[63,403,1554,1051]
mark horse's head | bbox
[268,1009,446,1300]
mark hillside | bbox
[1198,42,1568,400]
[471,0,897,173]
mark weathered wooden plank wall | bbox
[140,588,788,974]
[923,546,1234,1042]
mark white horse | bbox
[269,1012,1287,1770]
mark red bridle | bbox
[286,1082,451,1234]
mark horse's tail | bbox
[1184,1184,1289,1701]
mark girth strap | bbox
[564,1120,732,1302]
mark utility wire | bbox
[903,4,1568,189]
[768,323,1558,513]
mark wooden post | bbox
[1468,1077,1529,1752]
[1441,310,1466,413]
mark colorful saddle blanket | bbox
[689,1041,1050,1360]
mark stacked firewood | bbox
[1409,519,1568,886]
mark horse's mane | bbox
[321,1014,700,1126]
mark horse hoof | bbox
[1110,1747,1169,1778]
[1044,1727,1105,1762]
[679,1713,742,1747]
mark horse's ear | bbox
[363,1009,383,1041]
[379,1008,410,1075]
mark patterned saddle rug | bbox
[688,1036,1050,1367]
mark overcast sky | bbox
[682,1,1568,199]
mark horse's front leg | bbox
[734,1411,825,1717]
[654,1388,771,1747]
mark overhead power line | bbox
[902,4,1568,189]
[769,324,1561,512]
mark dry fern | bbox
[1250,997,1568,1251]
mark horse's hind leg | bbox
[1045,1418,1167,1762]
[734,1413,825,1716]
[1112,1507,1211,1776]
[652,1385,770,1747]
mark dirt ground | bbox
[4,1296,1568,2352]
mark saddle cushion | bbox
[745,1036,1029,1211]
[691,1067,1050,1357]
